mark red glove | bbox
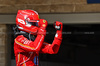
[54,21,63,31]
[39,19,48,29]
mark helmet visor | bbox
[26,19,39,26]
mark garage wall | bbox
[0,0,100,13]
[0,25,7,66]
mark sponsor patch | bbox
[43,20,46,23]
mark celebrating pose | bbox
[14,10,63,66]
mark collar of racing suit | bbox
[13,26,36,41]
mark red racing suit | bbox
[14,22,62,66]
[14,30,62,66]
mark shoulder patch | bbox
[43,20,46,23]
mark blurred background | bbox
[1,0,100,66]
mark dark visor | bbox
[26,20,39,26]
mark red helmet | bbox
[16,10,40,35]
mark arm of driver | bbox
[40,31,62,54]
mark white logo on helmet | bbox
[22,11,34,15]
[18,18,25,24]
[24,15,28,19]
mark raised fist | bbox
[39,19,48,29]
[54,21,63,31]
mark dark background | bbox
[11,24,100,66]
[87,0,100,3]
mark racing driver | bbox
[14,10,63,66]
